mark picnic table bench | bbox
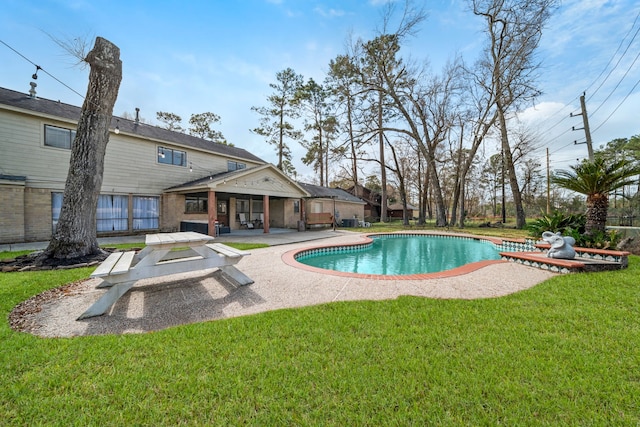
[78,232,252,320]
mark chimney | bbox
[135,107,140,124]
[29,82,37,99]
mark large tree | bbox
[156,111,184,132]
[156,111,228,144]
[298,78,336,186]
[326,52,367,197]
[473,0,557,228]
[188,112,227,144]
[251,68,304,174]
[39,37,122,262]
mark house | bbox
[344,183,382,221]
[1,86,351,244]
[297,182,366,227]
[387,202,418,220]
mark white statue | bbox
[542,231,576,259]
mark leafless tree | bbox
[39,37,122,262]
[472,0,558,228]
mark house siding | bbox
[303,199,364,226]
[0,99,264,244]
[282,199,301,228]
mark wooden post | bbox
[263,194,270,234]
[208,190,217,237]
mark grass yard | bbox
[0,241,638,424]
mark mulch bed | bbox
[0,250,119,273]
[8,279,89,334]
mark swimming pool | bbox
[292,234,502,277]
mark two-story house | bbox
[0,87,296,243]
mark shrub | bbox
[528,211,621,249]
[527,210,586,238]
[579,229,621,250]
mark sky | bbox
[1,0,639,183]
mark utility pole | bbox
[501,148,506,223]
[571,92,594,161]
[546,147,551,215]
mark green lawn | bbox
[0,240,638,424]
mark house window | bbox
[97,195,129,232]
[227,161,246,171]
[185,194,208,213]
[251,199,264,221]
[133,196,159,230]
[158,146,187,166]
[293,200,300,213]
[236,198,250,221]
[52,193,158,232]
[44,125,76,149]
[51,192,63,232]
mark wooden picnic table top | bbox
[145,232,214,246]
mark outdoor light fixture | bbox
[32,65,41,80]
[189,162,193,172]
[114,119,120,134]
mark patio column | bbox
[208,190,217,237]
[263,194,270,234]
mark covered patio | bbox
[163,164,310,236]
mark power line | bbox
[590,48,640,117]
[591,76,640,134]
[534,10,640,155]
[586,10,640,101]
[0,38,85,100]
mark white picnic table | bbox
[78,232,252,320]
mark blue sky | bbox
[1,0,639,181]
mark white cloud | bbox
[313,7,346,18]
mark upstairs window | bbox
[158,146,187,166]
[45,125,76,149]
[228,161,246,171]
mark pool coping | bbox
[281,231,511,280]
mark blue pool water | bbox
[296,234,501,275]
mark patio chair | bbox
[239,213,254,229]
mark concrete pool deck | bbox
[13,231,558,338]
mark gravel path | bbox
[12,234,557,338]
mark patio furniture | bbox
[306,212,334,228]
[254,213,264,229]
[239,213,254,229]
[78,232,252,320]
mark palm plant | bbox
[552,157,640,235]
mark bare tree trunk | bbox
[378,93,388,222]
[348,99,359,197]
[497,107,526,228]
[40,37,122,262]
[450,125,465,227]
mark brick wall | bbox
[161,193,183,232]
[24,187,54,241]
[0,184,25,243]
